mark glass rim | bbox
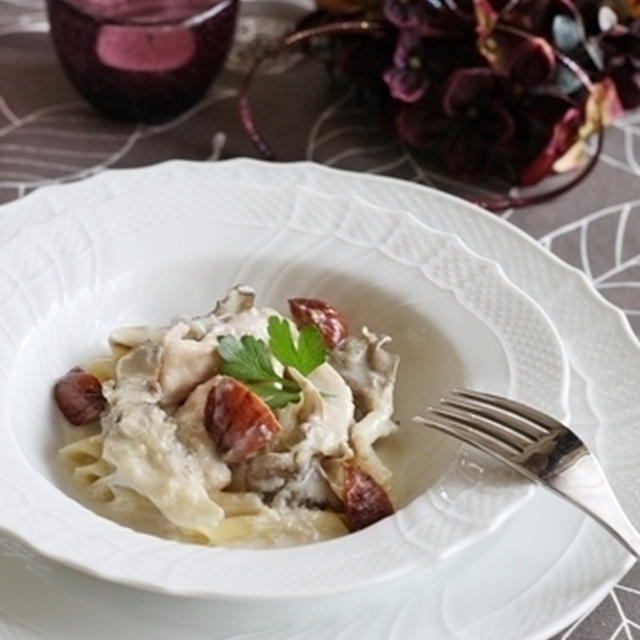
[47,0,237,27]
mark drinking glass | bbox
[46,0,239,123]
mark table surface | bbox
[1,0,639,638]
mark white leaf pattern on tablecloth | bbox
[554,585,640,639]
[0,97,20,128]
[0,100,142,190]
[538,200,640,333]
[599,113,640,177]
[306,89,445,185]
[0,0,46,36]
[0,86,238,197]
[1,0,43,8]
[0,14,47,36]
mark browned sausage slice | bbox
[288,298,348,349]
[54,367,107,425]
[343,463,394,531]
[204,377,281,463]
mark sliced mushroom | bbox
[159,322,218,404]
[271,458,344,510]
[213,285,256,317]
[329,327,400,416]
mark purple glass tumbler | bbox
[46,0,238,123]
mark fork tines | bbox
[416,389,563,460]
[416,389,640,558]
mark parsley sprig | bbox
[217,315,326,409]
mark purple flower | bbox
[384,0,430,29]
[383,30,430,102]
[474,0,556,83]
[508,36,556,85]
[383,0,474,37]
[396,67,515,176]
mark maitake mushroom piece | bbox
[328,327,400,417]
[212,285,256,318]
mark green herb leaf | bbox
[265,316,297,367]
[217,333,301,410]
[249,383,301,409]
[268,316,326,376]
[216,316,327,410]
[218,335,280,383]
[296,325,327,375]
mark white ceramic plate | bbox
[0,179,568,598]
[0,160,636,639]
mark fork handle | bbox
[550,455,640,558]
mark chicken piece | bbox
[286,364,354,466]
[115,341,162,383]
[173,377,217,449]
[101,378,227,536]
[173,377,231,492]
[159,322,218,405]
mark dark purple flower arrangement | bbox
[239,0,639,209]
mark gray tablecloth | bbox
[1,0,639,637]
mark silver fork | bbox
[415,389,640,557]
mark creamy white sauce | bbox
[71,287,400,545]
[101,379,227,535]
[292,363,354,463]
